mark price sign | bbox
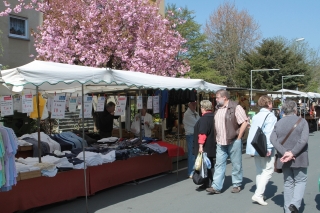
[96,96,105,112]
[69,97,77,112]
[114,96,127,116]
[79,96,93,118]
[13,96,22,112]
[153,96,159,113]
[147,96,152,109]
[1,96,13,116]
[51,95,67,119]
[22,94,33,113]
[137,96,142,109]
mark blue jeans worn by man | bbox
[211,138,243,192]
[186,134,195,177]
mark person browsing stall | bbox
[183,101,200,178]
[193,100,216,190]
[206,89,248,194]
[96,101,119,138]
[246,95,277,205]
[131,105,154,138]
[270,100,309,213]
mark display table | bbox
[16,145,33,158]
[152,141,185,157]
[88,153,172,194]
[0,153,172,213]
[0,169,89,213]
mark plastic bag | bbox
[200,155,208,179]
[202,152,211,169]
[194,152,202,171]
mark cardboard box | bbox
[18,145,33,151]
[16,173,21,181]
[19,170,41,180]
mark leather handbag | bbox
[251,113,270,157]
[274,117,302,173]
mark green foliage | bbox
[236,38,311,91]
[166,4,225,84]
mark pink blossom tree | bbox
[1,0,190,76]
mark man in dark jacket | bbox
[96,101,119,138]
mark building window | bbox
[9,16,28,39]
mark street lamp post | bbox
[250,69,280,107]
[281,74,305,102]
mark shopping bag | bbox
[202,152,211,169]
[274,154,282,173]
[200,155,208,179]
[192,170,204,185]
[194,152,202,171]
[251,126,267,157]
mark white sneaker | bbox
[252,195,268,206]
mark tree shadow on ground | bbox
[221,175,253,193]
[249,181,278,200]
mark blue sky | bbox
[165,0,320,50]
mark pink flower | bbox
[3,1,10,7]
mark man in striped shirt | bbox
[206,89,248,194]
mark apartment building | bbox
[0,2,42,69]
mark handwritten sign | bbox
[69,97,77,112]
[114,96,127,116]
[96,96,105,112]
[153,96,159,113]
[79,96,93,118]
[51,95,67,119]
[137,96,143,109]
[22,94,33,113]
[1,96,13,116]
[147,96,153,109]
[13,96,22,112]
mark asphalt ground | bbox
[20,131,320,213]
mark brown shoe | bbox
[231,186,241,193]
[206,187,221,194]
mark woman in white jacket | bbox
[246,95,277,206]
[131,105,154,138]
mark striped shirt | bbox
[215,103,248,145]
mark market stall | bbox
[0,60,225,212]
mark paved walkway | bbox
[29,131,320,213]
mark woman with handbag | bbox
[270,100,309,213]
[192,100,216,190]
[246,95,277,205]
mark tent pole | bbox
[139,89,142,140]
[36,86,41,163]
[176,104,180,180]
[81,84,89,212]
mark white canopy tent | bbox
[1,60,226,209]
[307,92,320,99]
[277,89,308,98]
[1,60,226,93]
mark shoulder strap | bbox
[260,113,271,128]
[281,117,303,145]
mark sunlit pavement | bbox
[23,131,320,213]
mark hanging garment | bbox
[30,93,46,119]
